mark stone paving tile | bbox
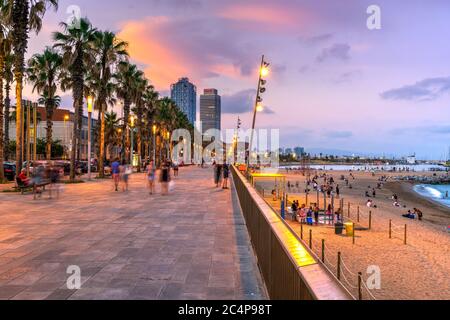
[0,167,266,300]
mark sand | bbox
[256,169,450,300]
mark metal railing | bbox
[232,166,352,300]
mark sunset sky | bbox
[22,0,450,159]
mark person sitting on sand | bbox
[393,201,400,207]
[366,199,373,208]
[365,191,371,198]
[414,208,423,221]
[403,210,416,219]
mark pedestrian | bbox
[314,205,320,225]
[372,188,376,198]
[147,160,156,195]
[336,184,340,198]
[160,161,171,195]
[121,162,131,192]
[173,161,179,177]
[222,162,230,189]
[214,162,223,188]
[111,158,120,192]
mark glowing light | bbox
[153,125,157,134]
[256,103,264,112]
[87,96,93,113]
[260,66,269,77]
[64,115,70,121]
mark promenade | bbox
[0,167,266,300]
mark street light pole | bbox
[33,103,37,161]
[130,116,135,166]
[153,125,157,164]
[247,55,269,171]
[26,101,31,176]
[87,96,93,180]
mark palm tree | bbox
[3,52,13,161]
[91,30,128,177]
[27,47,62,160]
[53,17,96,181]
[9,0,58,172]
[142,87,159,162]
[115,62,143,164]
[104,110,121,161]
[0,0,11,181]
[131,76,148,171]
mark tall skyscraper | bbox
[170,77,197,125]
[200,89,221,135]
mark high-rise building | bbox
[170,77,197,125]
[200,89,221,135]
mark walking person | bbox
[160,161,171,195]
[146,160,156,195]
[120,162,131,192]
[111,158,121,192]
[222,161,230,189]
[214,162,223,188]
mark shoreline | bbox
[385,181,450,227]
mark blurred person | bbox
[147,160,156,195]
[222,161,229,189]
[111,158,120,192]
[160,161,171,195]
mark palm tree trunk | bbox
[4,81,11,161]
[98,104,105,178]
[45,102,54,160]
[12,0,30,174]
[0,56,4,181]
[122,98,130,164]
[70,56,84,181]
[77,100,83,161]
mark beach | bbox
[256,169,450,300]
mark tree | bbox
[91,30,128,177]
[27,47,62,160]
[0,0,11,181]
[9,0,58,173]
[104,111,121,161]
[53,17,96,181]
[3,52,13,161]
[115,62,143,164]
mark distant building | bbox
[170,77,197,125]
[406,154,416,164]
[285,148,292,155]
[294,147,305,158]
[8,107,96,160]
[200,88,221,136]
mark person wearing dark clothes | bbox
[222,162,230,189]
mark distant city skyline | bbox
[17,0,450,159]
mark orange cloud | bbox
[118,16,257,90]
[218,3,313,31]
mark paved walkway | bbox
[0,167,266,300]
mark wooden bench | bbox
[33,180,51,200]
[15,178,32,195]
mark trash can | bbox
[335,222,344,235]
[344,222,354,236]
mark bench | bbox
[15,178,32,194]
[33,180,51,200]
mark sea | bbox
[413,184,450,209]
[282,164,447,172]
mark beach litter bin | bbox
[344,222,354,237]
[335,222,344,235]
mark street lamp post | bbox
[33,103,37,161]
[246,55,270,172]
[153,125,157,164]
[87,96,93,180]
[130,115,136,166]
[26,101,31,176]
